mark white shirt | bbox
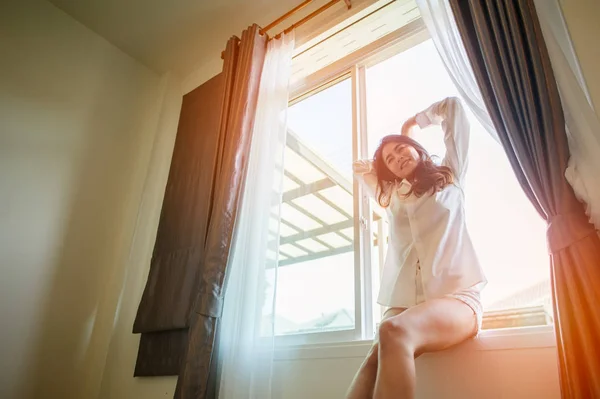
[355,97,487,308]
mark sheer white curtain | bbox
[415,0,498,141]
[217,32,295,399]
[417,0,600,229]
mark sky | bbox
[272,39,550,335]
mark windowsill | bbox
[273,325,556,361]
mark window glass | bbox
[268,78,357,336]
[365,40,552,329]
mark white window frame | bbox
[274,17,555,348]
[275,19,428,347]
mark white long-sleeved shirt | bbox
[355,97,487,308]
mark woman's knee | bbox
[377,317,415,353]
[365,342,379,367]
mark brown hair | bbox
[373,135,454,207]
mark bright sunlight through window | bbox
[365,40,551,328]
[268,38,552,341]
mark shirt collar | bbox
[396,179,412,196]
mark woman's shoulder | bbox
[434,182,465,202]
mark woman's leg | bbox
[374,298,477,399]
[346,308,406,399]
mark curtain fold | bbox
[174,25,268,398]
[532,0,600,230]
[418,0,600,230]
[217,31,295,399]
[415,0,498,141]
[132,24,267,397]
[449,1,600,397]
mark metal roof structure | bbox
[274,131,383,267]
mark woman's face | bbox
[381,141,420,180]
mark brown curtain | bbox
[133,24,267,399]
[132,72,225,376]
[449,1,600,397]
[175,25,267,398]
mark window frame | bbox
[274,19,428,347]
[274,16,553,347]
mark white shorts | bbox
[415,262,483,334]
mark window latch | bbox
[360,217,368,230]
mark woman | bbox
[347,97,486,399]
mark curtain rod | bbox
[221,0,352,59]
[272,0,352,39]
[293,0,396,59]
[263,0,315,33]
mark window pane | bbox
[273,78,356,336]
[365,40,552,330]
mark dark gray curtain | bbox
[133,71,225,376]
[133,24,267,399]
[449,1,600,397]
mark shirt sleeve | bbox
[353,160,378,199]
[415,97,470,183]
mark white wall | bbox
[97,74,182,399]
[0,1,175,398]
[561,0,600,112]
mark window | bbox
[268,78,358,343]
[365,39,552,330]
[271,8,552,345]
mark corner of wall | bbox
[560,0,600,112]
[181,57,223,95]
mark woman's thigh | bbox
[382,298,476,356]
[382,307,407,321]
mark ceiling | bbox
[48,0,310,79]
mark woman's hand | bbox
[353,159,374,174]
[401,116,418,137]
